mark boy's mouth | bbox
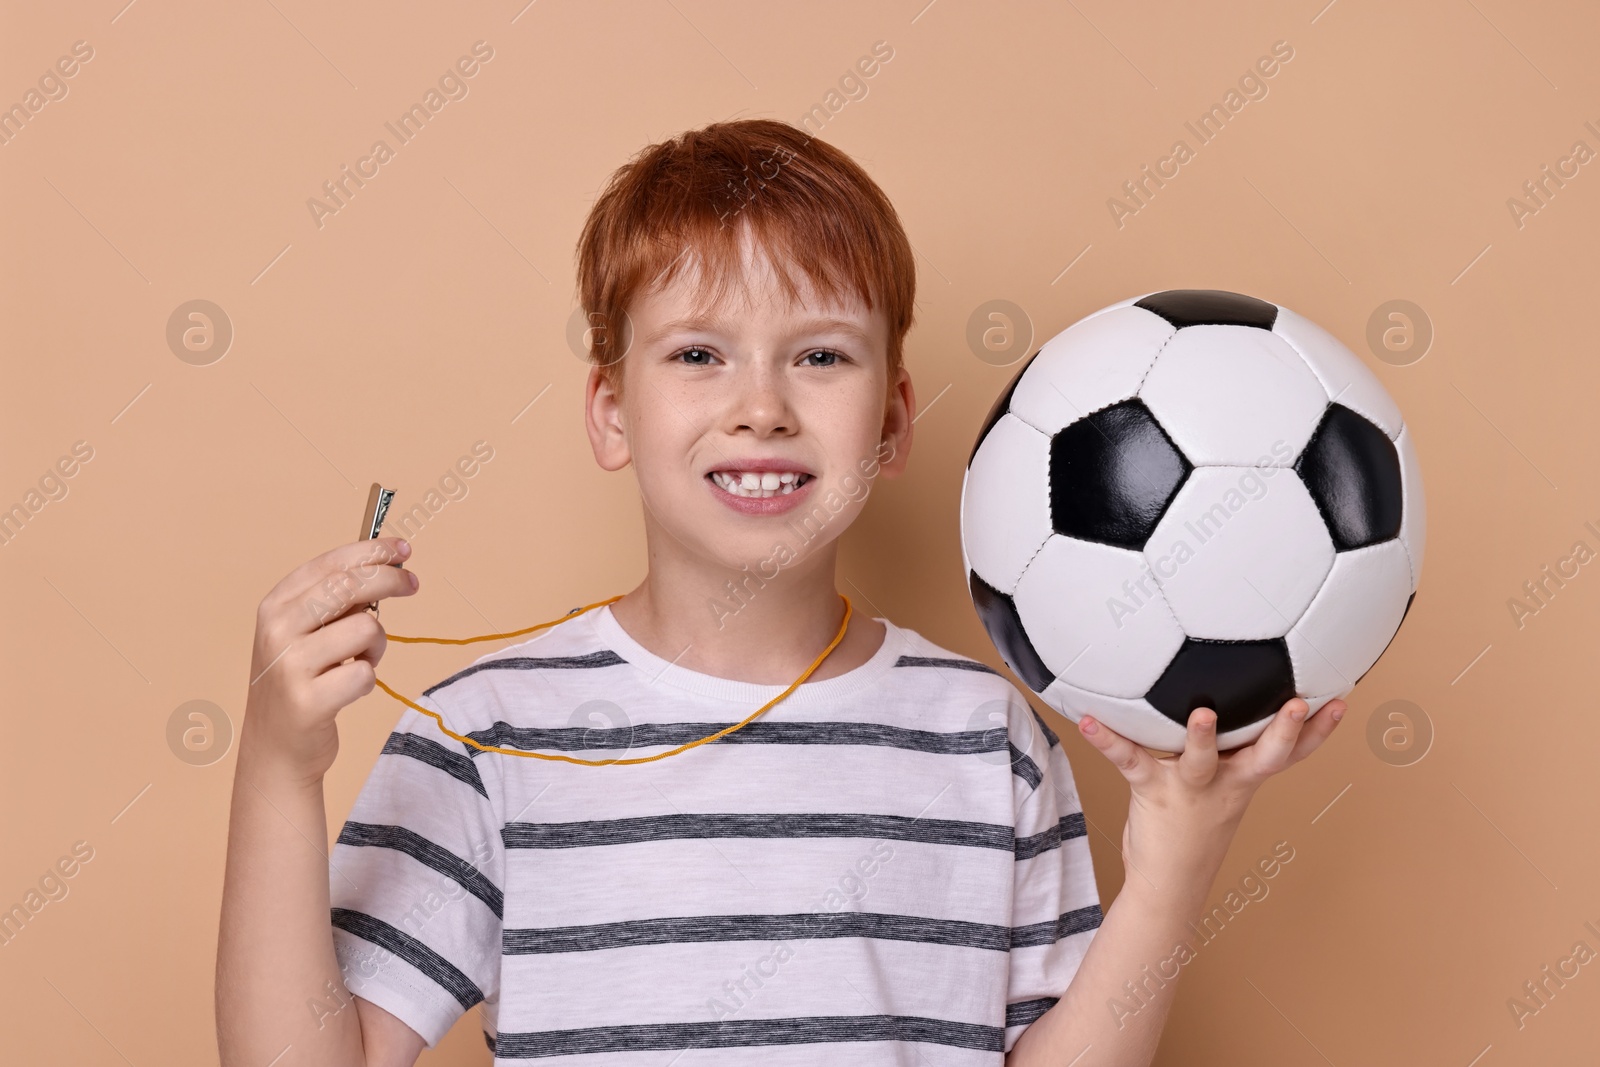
[706,469,814,499]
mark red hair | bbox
[574,118,916,401]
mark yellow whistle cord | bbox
[372,593,854,767]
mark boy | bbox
[217,119,1345,1066]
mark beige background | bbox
[4,1,1598,1063]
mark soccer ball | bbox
[960,289,1424,752]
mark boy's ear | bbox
[585,363,632,472]
[876,365,915,480]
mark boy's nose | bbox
[729,368,796,435]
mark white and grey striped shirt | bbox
[330,604,1101,1063]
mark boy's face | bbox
[585,228,914,581]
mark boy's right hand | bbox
[242,536,419,784]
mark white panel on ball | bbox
[1396,423,1426,589]
[1144,467,1335,640]
[1138,325,1328,467]
[961,413,1054,594]
[1006,306,1174,435]
[1012,534,1186,698]
[1285,539,1414,695]
[1041,676,1189,752]
[1272,306,1403,440]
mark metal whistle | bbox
[360,483,397,617]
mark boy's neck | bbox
[608,547,886,686]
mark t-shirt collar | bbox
[587,602,906,707]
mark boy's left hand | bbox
[1075,696,1347,904]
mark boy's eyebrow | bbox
[641,315,727,348]
[644,315,877,349]
[794,317,877,348]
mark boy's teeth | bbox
[712,470,810,498]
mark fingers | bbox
[1286,697,1346,763]
[1250,697,1310,776]
[302,609,388,676]
[1077,714,1158,788]
[288,537,412,599]
[1176,707,1219,785]
[1230,696,1319,780]
[273,538,415,619]
[271,540,418,636]
[304,562,416,633]
[310,657,378,712]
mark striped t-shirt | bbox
[329,603,1102,1063]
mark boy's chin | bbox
[681,524,827,582]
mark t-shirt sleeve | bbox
[1004,694,1104,1054]
[328,693,505,1049]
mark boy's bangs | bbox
[642,210,878,325]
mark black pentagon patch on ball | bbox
[968,349,1042,468]
[1049,399,1191,550]
[1133,289,1279,330]
[968,570,1055,694]
[1294,403,1403,550]
[1145,638,1297,734]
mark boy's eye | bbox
[675,346,718,366]
[802,348,846,367]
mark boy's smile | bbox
[705,460,816,515]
